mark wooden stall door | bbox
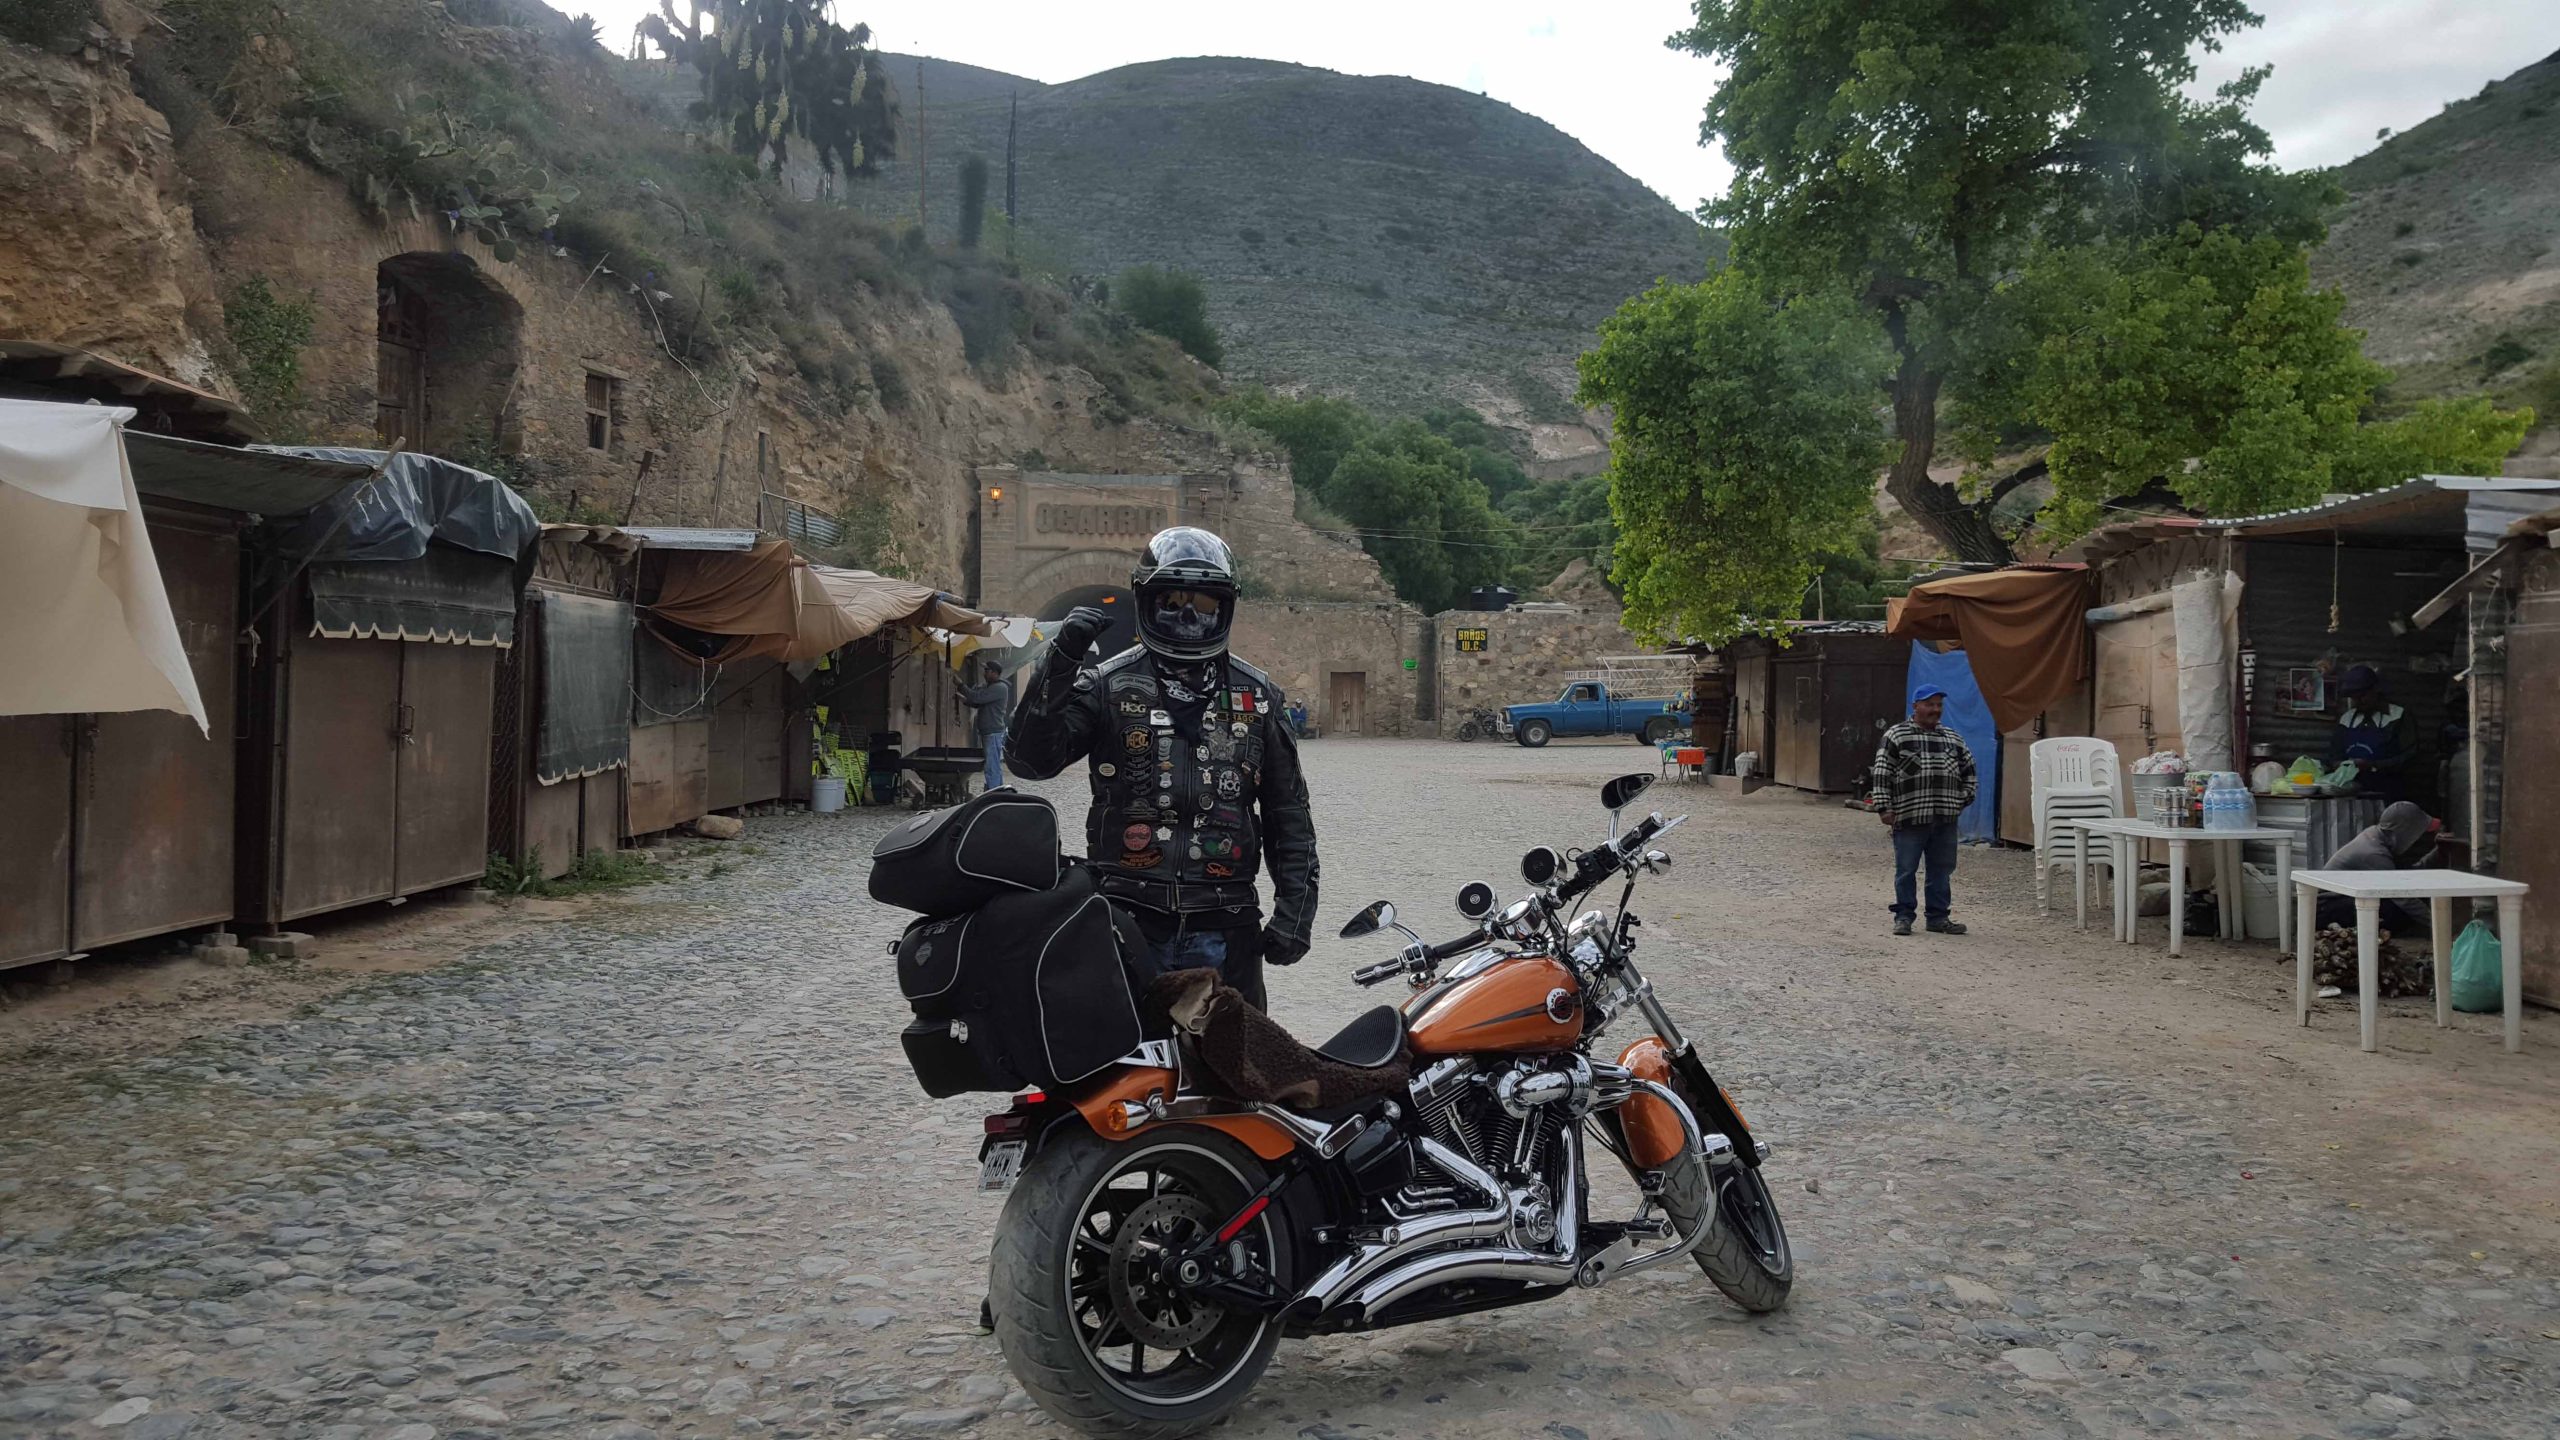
[75,519,239,949]
[1774,661,1821,789]
[2092,610,2181,771]
[1329,671,1367,736]
[2501,558,2560,1007]
[0,716,75,966]
[279,638,403,919]
[395,640,497,894]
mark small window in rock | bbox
[585,372,618,451]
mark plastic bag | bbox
[2286,755,2322,787]
[2451,919,2504,1013]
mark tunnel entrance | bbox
[1040,585,1138,660]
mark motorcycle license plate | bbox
[978,1139,1028,1193]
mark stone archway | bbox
[376,252,524,452]
[1038,583,1139,658]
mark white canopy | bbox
[0,398,209,733]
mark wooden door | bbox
[1328,671,1367,736]
[74,517,239,949]
[2501,553,2560,1007]
[376,280,429,445]
[0,716,75,967]
[395,640,497,894]
[1774,661,1822,789]
[278,636,402,919]
[2093,610,2180,771]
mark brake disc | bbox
[1107,1192,1223,1350]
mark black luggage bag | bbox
[894,863,1148,1097]
[868,788,1060,915]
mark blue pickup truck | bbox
[1503,681,1690,748]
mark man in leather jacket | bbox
[1007,527,1318,1009]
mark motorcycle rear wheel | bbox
[990,1126,1288,1439]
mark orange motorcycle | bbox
[971,771,1791,1437]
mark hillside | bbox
[848,56,1720,469]
[2316,48,2560,469]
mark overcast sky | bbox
[588,2,2559,211]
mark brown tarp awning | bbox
[644,540,992,662]
[1887,566,2093,733]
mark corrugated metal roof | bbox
[2068,477,2560,562]
[617,527,764,551]
[122,431,375,516]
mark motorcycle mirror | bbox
[1644,850,1673,870]
[1601,772,1655,812]
[1455,882,1496,920]
[1339,900,1395,940]
[1520,845,1563,887]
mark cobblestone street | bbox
[5,739,2559,1440]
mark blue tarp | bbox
[1906,644,2001,844]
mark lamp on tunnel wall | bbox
[987,486,1005,525]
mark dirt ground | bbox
[3,739,2556,1440]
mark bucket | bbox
[2240,863,2280,940]
[811,775,848,814]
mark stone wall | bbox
[1434,603,1676,720]
[1229,601,1429,738]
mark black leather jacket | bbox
[1008,644,1319,959]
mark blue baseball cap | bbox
[1911,684,1949,704]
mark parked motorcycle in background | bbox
[970,771,1791,1438]
[1452,706,1504,742]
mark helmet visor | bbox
[1148,588,1228,646]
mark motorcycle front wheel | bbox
[990,1126,1289,1439]
[1653,1137,1795,1313]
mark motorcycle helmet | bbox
[1130,526,1238,661]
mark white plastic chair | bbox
[2031,737,2125,915]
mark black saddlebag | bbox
[894,864,1148,1096]
[868,788,1061,916]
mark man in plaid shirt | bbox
[1870,685,1977,937]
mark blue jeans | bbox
[1891,820,1960,923]
[981,731,1006,790]
[1134,922,1265,1010]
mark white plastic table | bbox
[2291,869,2528,1054]
[2066,817,2294,957]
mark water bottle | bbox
[2202,772,2253,831]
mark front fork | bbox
[1625,961,1765,1170]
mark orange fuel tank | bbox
[1405,953,1581,1056]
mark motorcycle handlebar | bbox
[1424,927,1487,962]
[1351,958,1405,987]
[1554,813,1666,904]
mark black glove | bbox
[1260,927,1307,966]
[1050,606,1110,664]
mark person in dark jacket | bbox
[2314,800,2440,935]
[1005,527,1317,1009]
[2325,665,2417,800]
[956,659,1013,791]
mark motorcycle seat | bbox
[1314,1006,1407,1070]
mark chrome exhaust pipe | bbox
[1290,1139,1512,1316]
[1349,1248,1580,1316]
[1346,1127,1583,1319]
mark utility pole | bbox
[915,62,928,233]
[1004,91,1018,260]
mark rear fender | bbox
[1063,1066,1302,1162]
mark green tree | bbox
[1499,472,1617,589]
[1986,227,2535,537]
[1114,265,1223,367]
[1676,0,2331,562]
[1577,271,1893,644]
[1322,423,1519,612]
[2338,396,2537,495]
[957,155,990,250]
[1227,389,1374,491]
[640,1,897,178]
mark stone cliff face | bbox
[0,40,222,387]
[0,36,1394,606]
[849,56,1721,464]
